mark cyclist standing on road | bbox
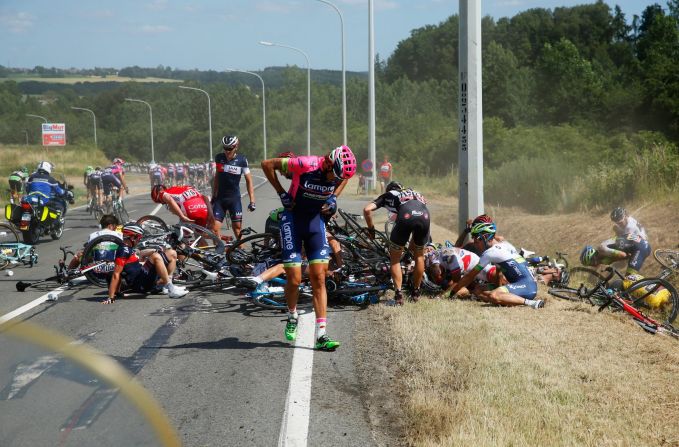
[8,167,28,204]
[378,155,393,193]
[151,184,215,228]
[212,135,255,240]
[363,181,430,305]
[260,145,356,351]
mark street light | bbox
[226,69,267,161]
[23,129,29,145]
[26,114,48,123]
[178,85,213,161]
[124,98,155,163]
[315,0,347,146]
[260,40,311,156]
[71,106,97,147]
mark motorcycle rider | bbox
[25,161,73,215]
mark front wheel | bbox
[623,277,679,325]
[548,287,583,302]
[654,249,679,272]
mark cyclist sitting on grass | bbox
[105,223,188,304]
[450,222,544,309]
[455,213,508,255]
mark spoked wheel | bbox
[80,235,123,287]
[251,290,312,311]
[654,249,679,272]
[173,223,225,254]
[227,233,281,266]
[137,215,169,236]
[93,206,104,222]
[566,267,605,290]
[622,277,679,325]
[0,222,20,244]
[548,287,583,302]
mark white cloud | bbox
[0,11,34,33]
[139,25,172,33]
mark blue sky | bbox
[0,0,651,72]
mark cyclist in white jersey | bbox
[425,246,499,297]
[450,222,544,309]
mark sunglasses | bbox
[223,147,237,152]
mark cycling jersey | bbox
[427,247,495,284]
[9,171,27,192]
[101,168,122,195]
[88,170,103,189]
[114,245,164,293]
[476,242,537,299]
[215,153,250,198]
[372,189,430,248]
[282,156,341,214]
[379,162,392,179]
[163,186,209,226]
[613,216,648,241]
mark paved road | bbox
[0,174,379,447]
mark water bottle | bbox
[351,293,368,305]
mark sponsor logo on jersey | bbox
[302,181,334,194]
[224,165,242,175]
[282,223,294,250]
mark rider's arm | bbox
[202,194,216,225]
[450,266,481,296]
[107,263,124,302]
[363,202,379,230]
[244,172,255,204]
[162,194,192,222]
[334,179,349,197]
[261,159,286,195]
[211,172,219,198]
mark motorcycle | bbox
[5,185,75,244]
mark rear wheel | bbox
[227,233,281,266]
[548,287,583,302]
[21,224,40,245]
[80,235,123,287]
[623,277,679,325]
[567,267,604,290]
[137,215,169,236]
[654,249,679,272]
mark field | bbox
[5,74,181,84]
[345,178,679,446]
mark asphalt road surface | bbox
[0,173,380,447]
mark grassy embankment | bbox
[0,144,109,206]
[5,74,181,84]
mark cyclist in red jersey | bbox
[151,184,214,228]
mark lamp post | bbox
[71,106,97,147]
[26,114,48,123]
[178,85,213,161]
[226,69,267,161]
[315,0,347,146]
[124,98,155,163]
[260,40,311,156]
[23,129,29,145]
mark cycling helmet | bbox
[580,245,598,266]
[610,207,626,223]
[112,158,125,165]
[122,223,144,240]
[21,167,28,174]
[36,161,53,174]
[277,151,296,158]
[470,222,496,240]
[221,135,239,150]
[385,181,403,193]
[329,145,357,180]
[472,214,493,225]
[151,184,167,203]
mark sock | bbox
[287,308,298,321]
[316,318,327,339]
[524,299,536,307]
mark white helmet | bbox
[37,161,53,174]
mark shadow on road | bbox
[158,337,294,351]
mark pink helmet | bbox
[329,145,356,180]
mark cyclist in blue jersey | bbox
[450,222,544,309]
[260,145,357,351]
[212,135,255,239]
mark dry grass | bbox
[343,178,679,446]
[8,75,181,84]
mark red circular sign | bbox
[361,159,373,172]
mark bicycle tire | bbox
[118,203,130,222]
[227,233,281,266]
[654,249,679,271]
[567,267,605,290]
[0,222,20,244]
[252,292,312,311]
[93,206,104,222]
[548,287,583,301]
[80,234,123,287]
[137,215,169,235]
[623,277,679,325]
[174,223,225,255]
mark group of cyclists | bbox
[83,159,129,213]
[148,161,214,190]
[6,131,656,353]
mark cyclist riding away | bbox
[151,184,215,229]
[111,158,129,198]
[450,222,544,309]
[363,181,430,305]
[260,145,356,351]
[106,223,188,304]
[8,167,28,204]
[212,135,256,240]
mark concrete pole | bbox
[368,0,377,191]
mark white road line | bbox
[278,311,315,447]
[0,285,69,325]
[151,204,163,215]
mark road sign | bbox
[361,159,373,172]
[42,123,66,146]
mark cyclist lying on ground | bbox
[454,213,506,255]
[67,214,122,269]
[425,243,502,298]
[105,223,188,304]
[450,222,544,309]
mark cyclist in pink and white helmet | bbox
[328,145,357,180]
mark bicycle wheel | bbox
[227,233,281,265]
[623,277,679,325]
[548,287,583,301]
[654,249,679,271]
[93,205,104,222]
[0,222,20,244]
[137,215,169,236]
[567,267,605,290]
[118,203,130,222]
[173,223,225,254]
[80,235,122,287]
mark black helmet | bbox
[385,181,403,193]
[221,135,239,150]
[610,207,626,223]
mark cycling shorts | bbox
[212,196,242,223]
[390,201,430,249]
[102,174,121,195]
[183,199,209,227]
[628,239,651,272]
[279,211,329,267]
[127,251,170,293]
[264,217,280,236]
[9,179,23,193]
[87,176,103,190]
[497,277,538,300]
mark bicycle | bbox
[654,248,679,279]
[0,222,38,269]
[548,266,679,326]
[87,195,105,222]
[15,246,87,291]
[110,188,129,223]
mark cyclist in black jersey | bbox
[212,135,256,239]
[363,181,430,305]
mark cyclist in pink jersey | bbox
[261,145,356,351]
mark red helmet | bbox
[122,223,144,241]
[151,184,167,203]
[472,214,493,225]
[329,145,356,180]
